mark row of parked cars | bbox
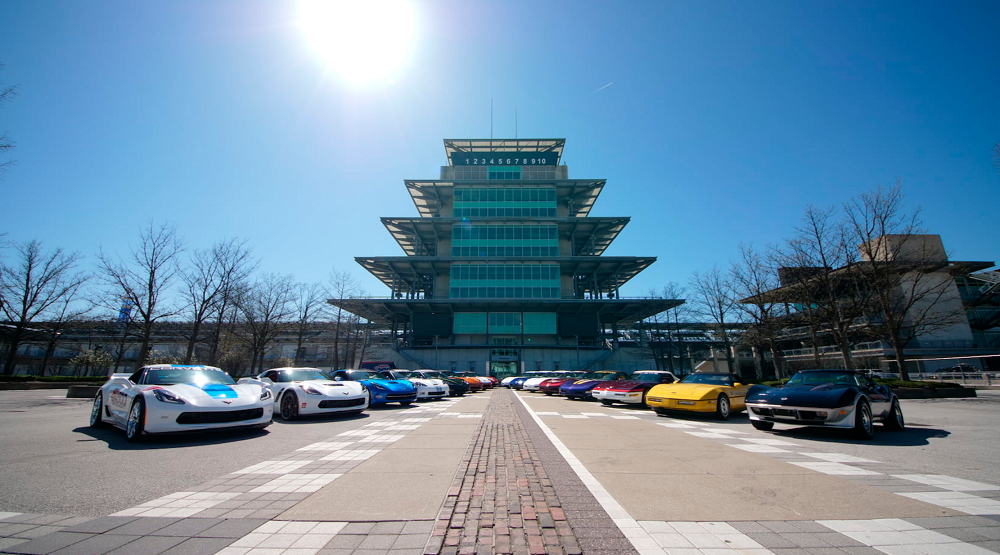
[88,364,498,442]
[504,368,906,439]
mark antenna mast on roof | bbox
[490,99,493,143]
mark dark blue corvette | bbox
[329,369,417,406]
[559,370,630,400]
[745,369,905,439]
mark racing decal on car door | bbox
[110,388,129,409]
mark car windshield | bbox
[678,374,731,386]
[420,371,446,378]
[582,371,615,380]
[345,371,376,380]
[787,371,859,387]
[278,370,327,382]
[629,372,668,383]
[145,368,235,386]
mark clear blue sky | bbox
[2,0,998,300]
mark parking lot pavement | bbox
[2,388,1000,554]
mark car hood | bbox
[295,380,365,394]
[410,378,446,387]
[746,384,857,408]
[594,379,653,391]
[561,379,604,390]
[359,379,415,392]
[649,383,725,399]
[149,383,259,403]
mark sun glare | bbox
[300,0,416,84]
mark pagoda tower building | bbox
[329,138,681,378]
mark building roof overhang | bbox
[326,297,682,326]
[404,179,605,218]
[355,256,656,291]
[443,139,565,165]
[741,260,996,304]
[381,217,629,256]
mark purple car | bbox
[559,370,630,400]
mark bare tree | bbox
[730,243,788,379]
[0,61,17,177]
[291,282,326,365]
[689,267,739,371]
[39,279,92,376]
[96,222,183,369]
[0,240,89,375]
[234,273,295,375]
[203,240,256,365]
[326,269,358,371]
[844,182,966,380]
[179,238,256,364]
[775,206,870,371]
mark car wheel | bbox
[89,392,106,428]
[544,392,553,396]
[652,407,668,416]
[400,400,413,406]
[715,394,731,420]
[883,398,905,430]
[600,400,614,406]
[125,398,145,442]
[280,391,299,420]
[751,420,774,431]
[853,400,874,439]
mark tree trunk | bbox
[838,334,855,370]
[768,340,783,379]
[185,320,203,364]
[889,332,911,381]
[3,327,24,375]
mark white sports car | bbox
[244,367,370,419]
[89,364,273,442]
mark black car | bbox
[745,369,905,439]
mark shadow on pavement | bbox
[72,423,271,450]
[763,424,949,446]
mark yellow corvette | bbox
[645,372,749,420]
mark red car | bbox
[538,372,586,395]
[591,371,678,406]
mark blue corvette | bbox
[329,369,417,406]
[559,370,630,400]
[745,369,905,439]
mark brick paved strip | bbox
[425,389,615,555]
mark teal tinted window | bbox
[453,313,487,334]
[522,313,557,334]
[488,312,521,334]
[449,263,560,299]
[452,224,559,257]
[453,187,557,218]
[487,166,521,180]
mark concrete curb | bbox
[65,385,100,398]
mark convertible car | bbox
[645,372,749,420]
[242,367,368,420]
[591,370,677,406]
[328,369,417,406]
[744,369,904,439]
[90,364,273,442]
[559,371,630,400]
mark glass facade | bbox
[522,313,557,334]
[488,312,522,334]
[453,187,557,218]
[488,166,521,180]
[453,312,487,334]
[450,263,560,299]
[451,224,559,257]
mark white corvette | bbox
[243,367,370,420]
[90,364,273,442]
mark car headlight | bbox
[369,383,387,391]
[260,388,272,401]
[302,386,323,395]
[152,388,185,404]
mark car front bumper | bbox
[591,389,644,404]
[645,396,716,413]
[746,402,856,428]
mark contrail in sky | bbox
[589,81,614,95]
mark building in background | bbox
[328,138,681,378]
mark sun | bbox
[299,0,416,84]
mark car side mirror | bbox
[734,383,743,387]
[260,377,273,385]
[334,376,343,381]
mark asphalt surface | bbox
[1,388,999,555]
